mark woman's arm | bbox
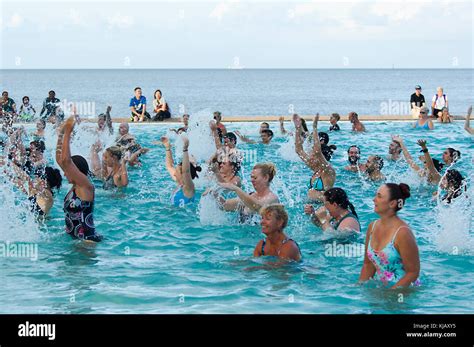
[310,114,331,168]
[279,117,287,135]
[105,106,113,134]
[417,140,441,184]
[90,142,103,178]
[390,228,420,289]
[181,137,195,198]
[234,130,256,144]
[209,121,223,150]
[293,115,313,168]
[428,120,434,130]
[56,116,93,199]
[392,136,421,173]
[161,137,177,180]
[359,222,376,282]
[117,158,129,187]
[465,106,474,134]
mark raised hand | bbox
[417,139,427,149]
[313,113,320,129]
[391,135,403,145]
[303,204,315,215]
[279,116,285,123]
[209,120,217,131]
[161,136,170,147]
[292,113,301,128]
[467,106,472,117]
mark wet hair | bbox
[44,166,62,193]
[259,204,288,230]
[321,144,337,161]
[349,111,358,119]
[134,87,141,92]
[331,113,341,121]
[261,122,270,129]
[106,146,123,161]
[347,145,360,155]
[224,132,237,145]
[318,132,329,145]
[374,155,384,170]
[324,188,358,219]
[30,140,45,153]
[189,163,202,179]
[153,89,162,99]
[37,119,46,128]
[253,162,277,183]
[443,169,465,203]
[261,129,274,138]
[71,155,90,177]
[385,183,411,211]
[446,148,461,163]
[432,158,444,172]
[213,111,222,120]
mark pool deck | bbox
[79,114,467,124]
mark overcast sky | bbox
[0,0,472,69]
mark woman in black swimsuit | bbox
[253,204,301,261]
[56,116,102,242]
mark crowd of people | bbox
[1,86,472,290]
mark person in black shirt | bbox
[410,85,425,118]
[40,90,62,121]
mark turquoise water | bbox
[1,119,473,313]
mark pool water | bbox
[1,119,473,314]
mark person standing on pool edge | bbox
[56,116,103,242]
[359,183,420,288]
[254,204,301,261]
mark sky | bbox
[0,0,473,69]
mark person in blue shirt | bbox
[130,87,150,122]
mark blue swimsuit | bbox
[171,187,194,207]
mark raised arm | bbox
[392,135,421,173]
[55,116,93,192]
[117,157,129,187]
[279,116,288,135]
[465,106,474,135]
[209,120,223,150]
[105,106,113,134]
[417,140,441,184]
[181,137,195,197]
[234,130,256,144]
[90,142,103,178]
[293,114,312,168]
[310,114,329,167]
[161,136,177,180]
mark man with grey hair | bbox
[431,87,448,118]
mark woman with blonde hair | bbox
[217,162,279,224]
[91,145,129,189]
[254,204,301,261]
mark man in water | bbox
[344,145,366,172]
[234,129,274,145]
[1,91,17,119]
[388,139,402,161]
[410,85,425,119]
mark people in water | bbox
[304,187,360,233]
[438,107,452,123]
[413,106,434,130]
[115,122,149,167]
[56,116,103,242]
[213,111,227,142]
[279,115,309,138]
[344,145,366,172]
[253,204,301,261]
[392,136,443,184]
[170,114,190,134]
[91,145,129,189]
[32,119,46,141]
[359,183,420,288]
[216,162,279,224]
[162,136,201,207]
[439,169,465,204]
[348,112,365,132]
[365,155,385,181]
[97,106,113,135]
[234,129,274,145]
[387,139,402,161]
[329,113,341,131]
[293,113,335,202]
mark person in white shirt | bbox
[152,89,171,121]
[431,87,448,119]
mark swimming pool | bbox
[1,119,473,314]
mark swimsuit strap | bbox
[391,225,409,244]
[261,239,266,255]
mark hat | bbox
[415,85,422,90]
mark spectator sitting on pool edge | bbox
[152,89,171,121]
[431,86,448,119]
[348,112,365,132]
[410,85,425,119]
[130,87,151,122]
[329,113,340,131]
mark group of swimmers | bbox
[1,99,473,290]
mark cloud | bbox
[209,0,240,21]
[5,13,24,28]
[371,0,429,22]
[107,13,134,29]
